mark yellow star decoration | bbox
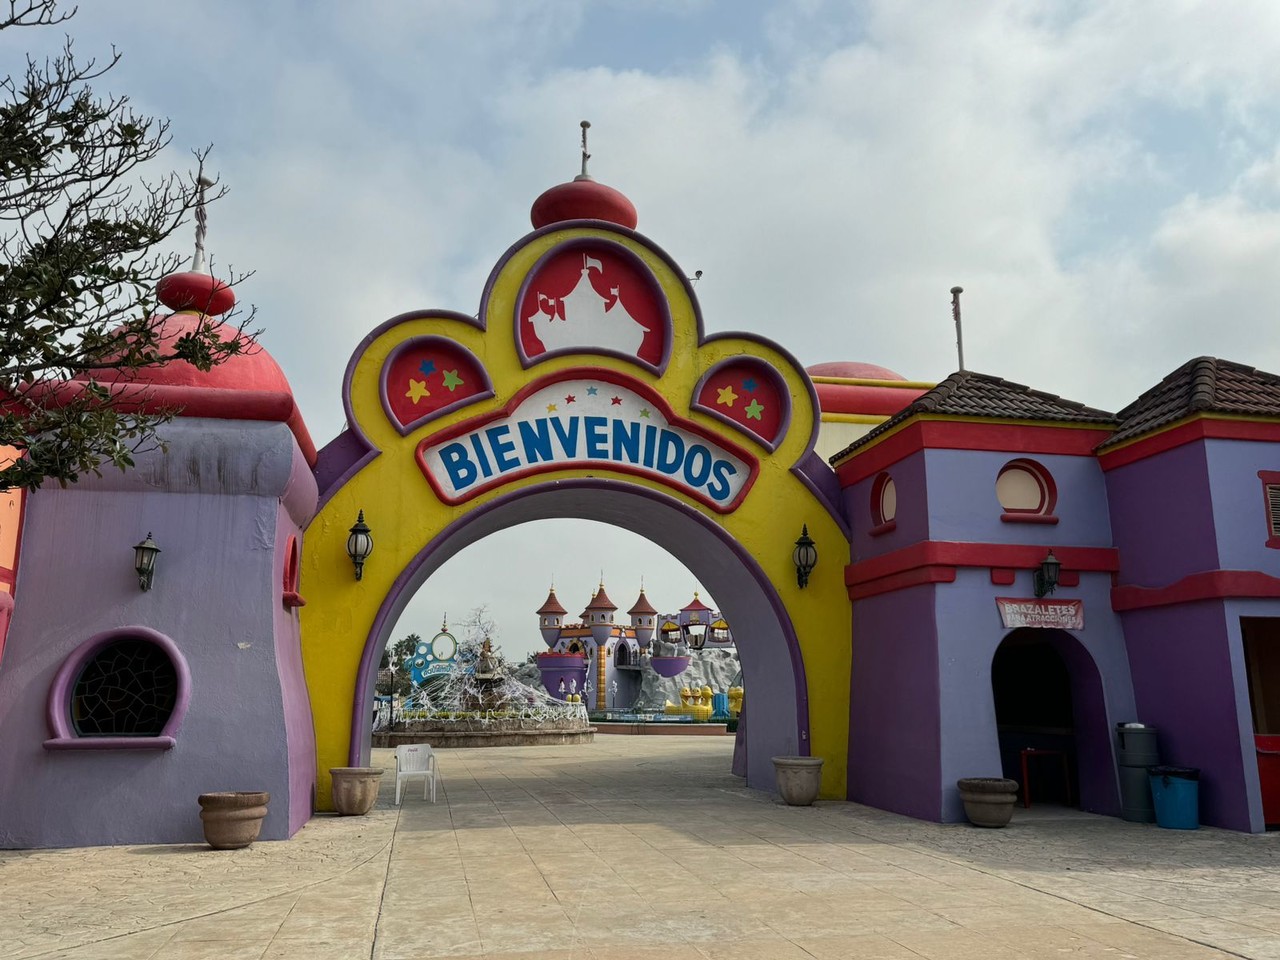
[546,402,558,413]
[405,379,431,404]
[716,385,738,407]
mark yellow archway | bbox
[299,221,850,809]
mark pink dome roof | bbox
[75,313,291,394]
[807,361,907,381]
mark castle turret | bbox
[537,586,568,647]
[584,581,617,645]
[681,591,713,649]
[627,587,658,647]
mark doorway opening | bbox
[1241,617,1280,827]
[992,630,1077,807]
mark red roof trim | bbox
[846,541,1119,588]
[1111,570,1280,611]
[835,420,1113,486]
[848,565,956,600]
[1099,417,1280,471]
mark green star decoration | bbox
[639,408,651,419]
[745,399,764,420]
[442,369,464,392]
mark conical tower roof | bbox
[537,587,567,616]
[628,588,658,616]
[681,591,712,614]
[584,582,618,612]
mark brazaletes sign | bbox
[996,598,1084,630]
[417,376,757,512]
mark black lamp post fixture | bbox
[1034,550,1061,598]
[346,510,373,581]
[684,616,708,650]
[793,524,818,588]
[133,532,160,591]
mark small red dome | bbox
[156,271,236,316]
[531,177,638,230]
[807,361,907,381]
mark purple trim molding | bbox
[690,356,792,453]
[513,237,673,376]
[43,626,192,751]
[378,335,496,436]
[346,479,811,764]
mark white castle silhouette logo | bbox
[525,254,650,357]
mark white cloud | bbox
[30,0,1280,658]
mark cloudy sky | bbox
[14,1,1280,659]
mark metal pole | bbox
[950,286,966,372]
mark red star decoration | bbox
[565,394,576,404]
[611,396,623,405]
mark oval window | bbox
[871,472,897,526]
[996,459,1056,515]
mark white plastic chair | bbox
[395,743,437,803]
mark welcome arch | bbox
[299,213,851,809]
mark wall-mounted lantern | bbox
[1034,550,1061,598]
[133,532,160,591]
[346,510,373,581]
[793,524,818,588]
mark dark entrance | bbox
[992,629,1077,807]
[1241,617,1280,826]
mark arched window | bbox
[72,638,177,736]
[996,459,1058,524]
[44,627,190,751]
[282,535,305,608]
[870,472,897,535]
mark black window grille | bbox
[71,638,178,737]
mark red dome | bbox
[807,362,927,419]
[807,361,907,381]
[531,177,638,230]
[156,271,236,316]
[75,313,290,393]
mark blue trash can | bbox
[1148,766,1200,830]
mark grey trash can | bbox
[1116,722,1159,823]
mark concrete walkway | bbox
[5,737,1280,959]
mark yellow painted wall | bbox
[299,225,851,808]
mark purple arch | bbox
[346,480,810,790]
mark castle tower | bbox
[584,580,617,646]
[536,586,567,647]
[627,586,658,648]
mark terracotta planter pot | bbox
[198,791,270,849]
[957,777,1018,827]
[772,756,824,806]
[330,767,384,815]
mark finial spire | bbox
[578,120,592,180]
[441,613,448,631]
[192,169,215,274]
[950,286,966,372]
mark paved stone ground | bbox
[4,737,1280,959]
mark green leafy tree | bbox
[0,1,254,490]
[380,633,420,697]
